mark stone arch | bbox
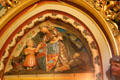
[0,0,117,80]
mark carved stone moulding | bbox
[0,10,102,80]
[0,0,117,80]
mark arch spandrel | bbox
[0,0,118,80]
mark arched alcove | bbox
[0,0,118,80]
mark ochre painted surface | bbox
[5,73,94,80]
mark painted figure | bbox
[23,39,38,70]
[110,56,120,80]
[69,53,82,67]
[0,0,7,17]
[37,26,69,72]
[54,52,82,72]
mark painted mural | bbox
[5,20,94,75]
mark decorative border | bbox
[0,0,117,57]
[0,11,102,80]
[61,0,115,56]
[0,0,117,80]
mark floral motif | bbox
[63,16,69,20]
[83,30,90,36]
[74,21,81,26]
[95,56,100,65]
[90,41,97,49]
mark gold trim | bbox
[0,0,115,80]
[0,0,39,30]
[64,0,118,56]
[60,1,114,56]
[0,0,117,55]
